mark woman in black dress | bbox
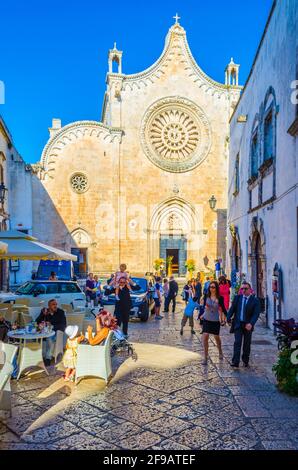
[201,281,227,365]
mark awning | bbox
[0,230,77,261]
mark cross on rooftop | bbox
[173,13,181,24]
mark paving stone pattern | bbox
[1,302,297,450]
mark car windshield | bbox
[16,282,35,295]
[131,278,147,294]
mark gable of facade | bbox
[34,19,241,276]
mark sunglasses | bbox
[210,285,216,289]
[242,287,250,291]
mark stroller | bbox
[90,306,138,360]
[111,329,138,360]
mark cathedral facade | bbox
[33,18,241,277]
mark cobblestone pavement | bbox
[1,301,298,450]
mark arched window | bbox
[250,131,258,177]
[263,87,276,163]
[234,153,240,195]
[264,110,273,160]
[111,55,120,74]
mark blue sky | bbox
[0,0,273,163]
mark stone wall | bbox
[33,22,241,277]
[228,0,298,326]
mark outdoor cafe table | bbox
[7,329,55,380]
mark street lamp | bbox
[0,182,7,205]
[208,195,217,211]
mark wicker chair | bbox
[66,314,85,334]
[0,341,18,416]
[75,330,114,385]
[14,298,31,306]
[53,330,65,363]
[0,308,18,325]
[61,304,74,314]
[21,312,33,327]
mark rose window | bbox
[70,173,88,193]
[141,97,211,173]
[150,109,199,161]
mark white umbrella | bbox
[0,230,77,261]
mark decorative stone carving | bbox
[141,97,211,172]
[167,213,182,230]
[41,121,123,170]
[70,172,89,193]
[71,228,91,245]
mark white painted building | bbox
[0,115,33,288]
[228,0,298,327]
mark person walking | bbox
[201,281,227,365]
[182,280,193,306]
[163,278,169,301]
[164,275,178,313]
[194,277,202,301]
[227,282,261,368]
[218,275,231,311]
[203,277,211,295]
[153,276,163,320]
[180,296,200,336]
[114,277,133,338]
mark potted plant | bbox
[272,318,298,396]
[153,258,165,276]
[185,259,196,279]
[166,255,174,277]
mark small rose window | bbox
[70,173,88,193]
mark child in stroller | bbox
[90,306,137,360]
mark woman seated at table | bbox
[87,310,117,345]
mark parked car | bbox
[102,277,154,322]
[0,280,86,319]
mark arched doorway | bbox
[149,198,200,276]
[231,236,241,273]
[70,228,91,278]
[249,217,267,303]
[254,233,265,298]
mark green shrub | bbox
[272,348,298,396]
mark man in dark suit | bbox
[164,275,179,313]
[227,282,260,368]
